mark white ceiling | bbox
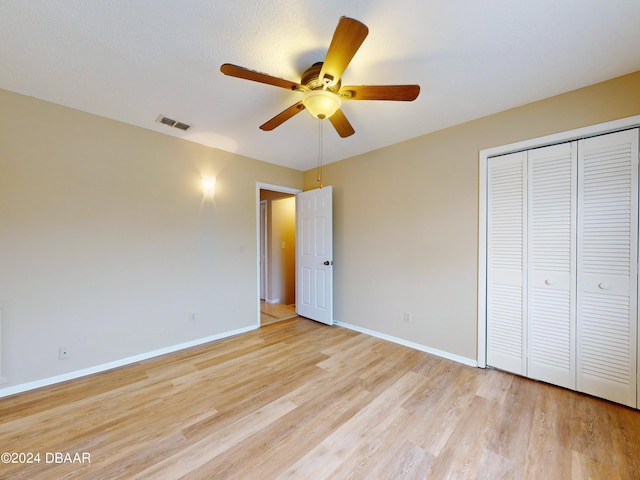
[1,1,639,171]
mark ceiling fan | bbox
[220,16,420,138]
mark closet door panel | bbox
[527,143,577,389]
[486,152,527,375]
[577,129,638,407]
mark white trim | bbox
[481,115,640,159]
[0,325,257,399]
[336,321,477,367]
[477,114,640,369]
[478,150,488,369]
[256,183,302,195]
[256,182,302,328]
[265,298,280,304]
[260,200,268,301]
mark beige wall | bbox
[304,71,640,361]
[2,71,638,391]
[0,88,303,391]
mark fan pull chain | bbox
[317,118,324,188]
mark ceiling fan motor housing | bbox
[301,62,341,92]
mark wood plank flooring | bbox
[0,317,639,479]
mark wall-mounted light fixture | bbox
[201,176,217,198]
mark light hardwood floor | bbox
[1,317,639,479]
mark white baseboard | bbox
[335,321,477,368]
[265,298,280,304]
[0,324,258,399]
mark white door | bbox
[527,142,577,389]
[486,152,527,375]
[576,129,638,407]
[296,186,333,325]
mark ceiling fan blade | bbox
[319,17,369,87]
[328,109,355,138]
[259,101,306,131]
[220,63,304,91]
[339,85,420,101]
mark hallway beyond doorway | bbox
[260,301,297,326]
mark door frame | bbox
[256,183,302,327]
[478,114,640,368]
[260,200,267,301]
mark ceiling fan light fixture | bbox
[302,89,341,119]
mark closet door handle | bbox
[598,282,609,290]
[544,279,554,286]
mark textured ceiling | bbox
[1,0,639,171]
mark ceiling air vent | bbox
[156,115,191,131]
[174,122,190,131]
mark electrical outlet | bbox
[59,346,71,360]
[403,312,412,324]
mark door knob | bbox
[323,260,333,265]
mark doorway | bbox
[257,184,300,326]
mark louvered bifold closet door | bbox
[577,128,639,408]
[527,143,577,390]
[486,152,527,375]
